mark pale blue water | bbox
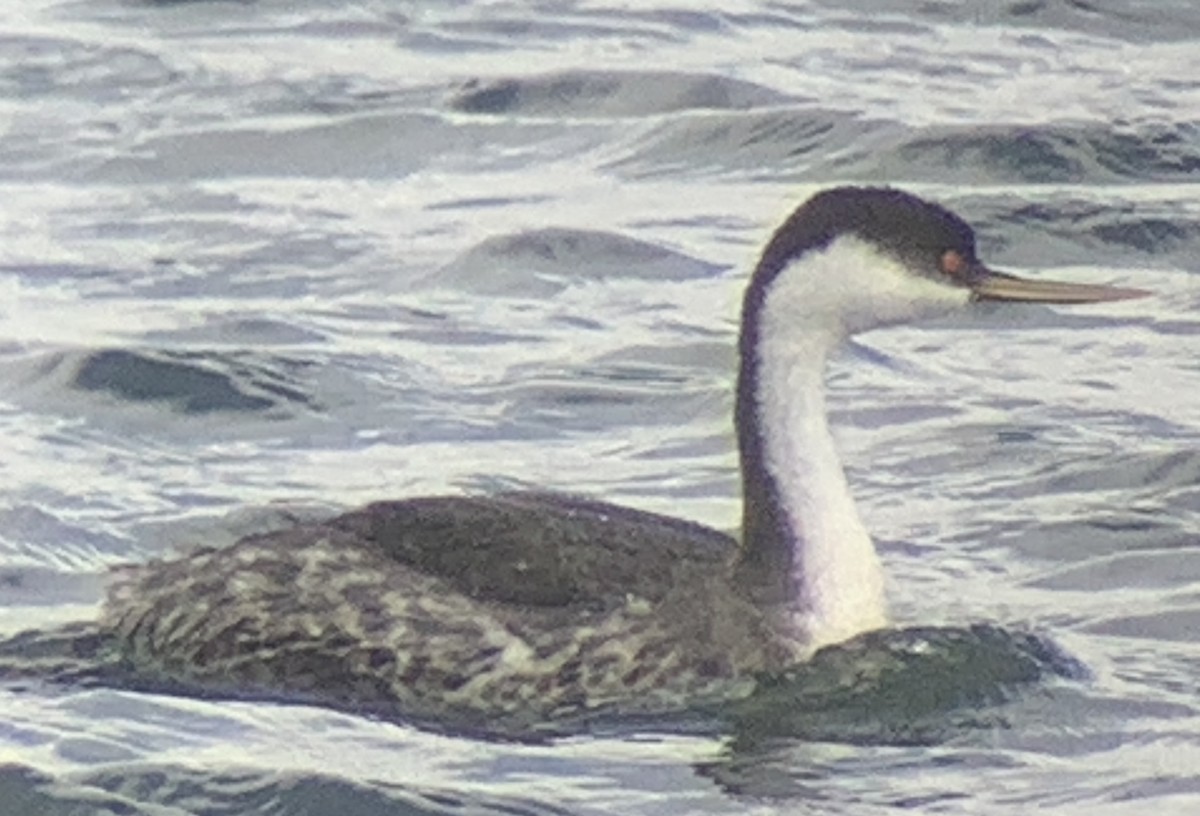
[1,1,1199,813]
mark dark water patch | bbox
[858,121,1200,186]
[603,108,888,180]
[1014,201,1200,261]
[436,228,724,296]
[72,349,318,415]
[880,128,1086,184]
[810,0,1200,43]
[427,193,557,212]
[450,70,789,118]
[1089,216,1198,254]
[961,194,1200,269]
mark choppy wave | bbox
[1,0,1199,813]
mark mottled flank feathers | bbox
[102,494,803,730]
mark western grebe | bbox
[73,188,1150,729]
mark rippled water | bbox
[1,1,1199,813]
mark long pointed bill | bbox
[971,268,1149,304]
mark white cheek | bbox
[764,237,971,336]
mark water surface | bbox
[1,1,1199,813]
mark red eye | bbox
[939,250,966,277]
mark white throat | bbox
[754,326,886,647]
[751,236,970,648]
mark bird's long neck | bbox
[733,282,887,648]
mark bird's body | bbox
[105,494,787,726]
[84,188,1146,729]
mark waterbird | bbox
[81,188,1149,730]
